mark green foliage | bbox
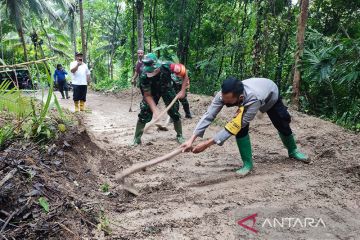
[1,0,359,131]
[301,28,360,131]
[100,183,110,193]
[0,81,32,119]
[97,209,111,234]
[38,197,50,213]
[0,124,15,149]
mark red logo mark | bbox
[237,213,258,234]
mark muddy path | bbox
[53,89,360,239]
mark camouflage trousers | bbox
[138,88,180,124]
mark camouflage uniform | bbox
[132,53,186,145]
[138,64,181,123]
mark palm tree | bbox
[0,0,73,61]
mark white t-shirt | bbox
[70,61,90,85]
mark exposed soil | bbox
[2,89,360,239]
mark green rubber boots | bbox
[174,120,185,144]
[235,135,253,176]
[132,121,146,146]
[132,119,185,145]
[279,133,309,163]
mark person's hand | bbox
[181,139,193,152]
[152,108,161,121]
[176,90,186,100]
[77,61,83,66]
[192,139,214,154]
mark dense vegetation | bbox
[0,0,359,130]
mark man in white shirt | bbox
[70,52,91,112]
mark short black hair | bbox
[221,77,244,97]
[56,64,62,69]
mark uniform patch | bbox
[225,106,245,135]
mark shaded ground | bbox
[21,89,360,239]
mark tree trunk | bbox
[18,26,28,62]
[131,0,136,68]
[109,3,120,81]
[148,7,152,52]
[177,0,186,62]
[70,5,77,56]
[238,0,248,79]
[136,0,144,51]
[252,0,263,76]
[292,0,309,109]
[0,16,4,61]
[194,0,203,65]
[79,0,86,62]
[274,0,292,90]
[152,0,159,49]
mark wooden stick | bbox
[116,148,183,181]
[0,57,57,68]
[129,85,134,112]
[144,95,179,132]
[55,222,76,236]
[0,169,17,189]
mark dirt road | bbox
[54,89,360,239]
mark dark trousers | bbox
[73,85,87,101]
[58,79,68,98]
[236,97,293,139]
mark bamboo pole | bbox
[0,57,57,69]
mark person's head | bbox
[221,77,244,107]
[142,53,161,73]
[56,64,63,70]
[137,49,144,60]
[75,52,83,62]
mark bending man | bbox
[182,77,309,176]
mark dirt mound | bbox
[29,90,360,239]
[89,91,360,239]
[0,127,113,239]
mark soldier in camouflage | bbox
[132,53,189,145]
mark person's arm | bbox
[194,91,224,137]
[181,92,223,152]
[86,65,91,84]
[212,100,262,146]
[176,72,189,99]
[144,91,160,118]
[71,62,81,73]
[191,100,262,153]
[131,72,139,86]
[140,74,160,118]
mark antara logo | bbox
[237,213,326,234]
[237,213,258,234]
